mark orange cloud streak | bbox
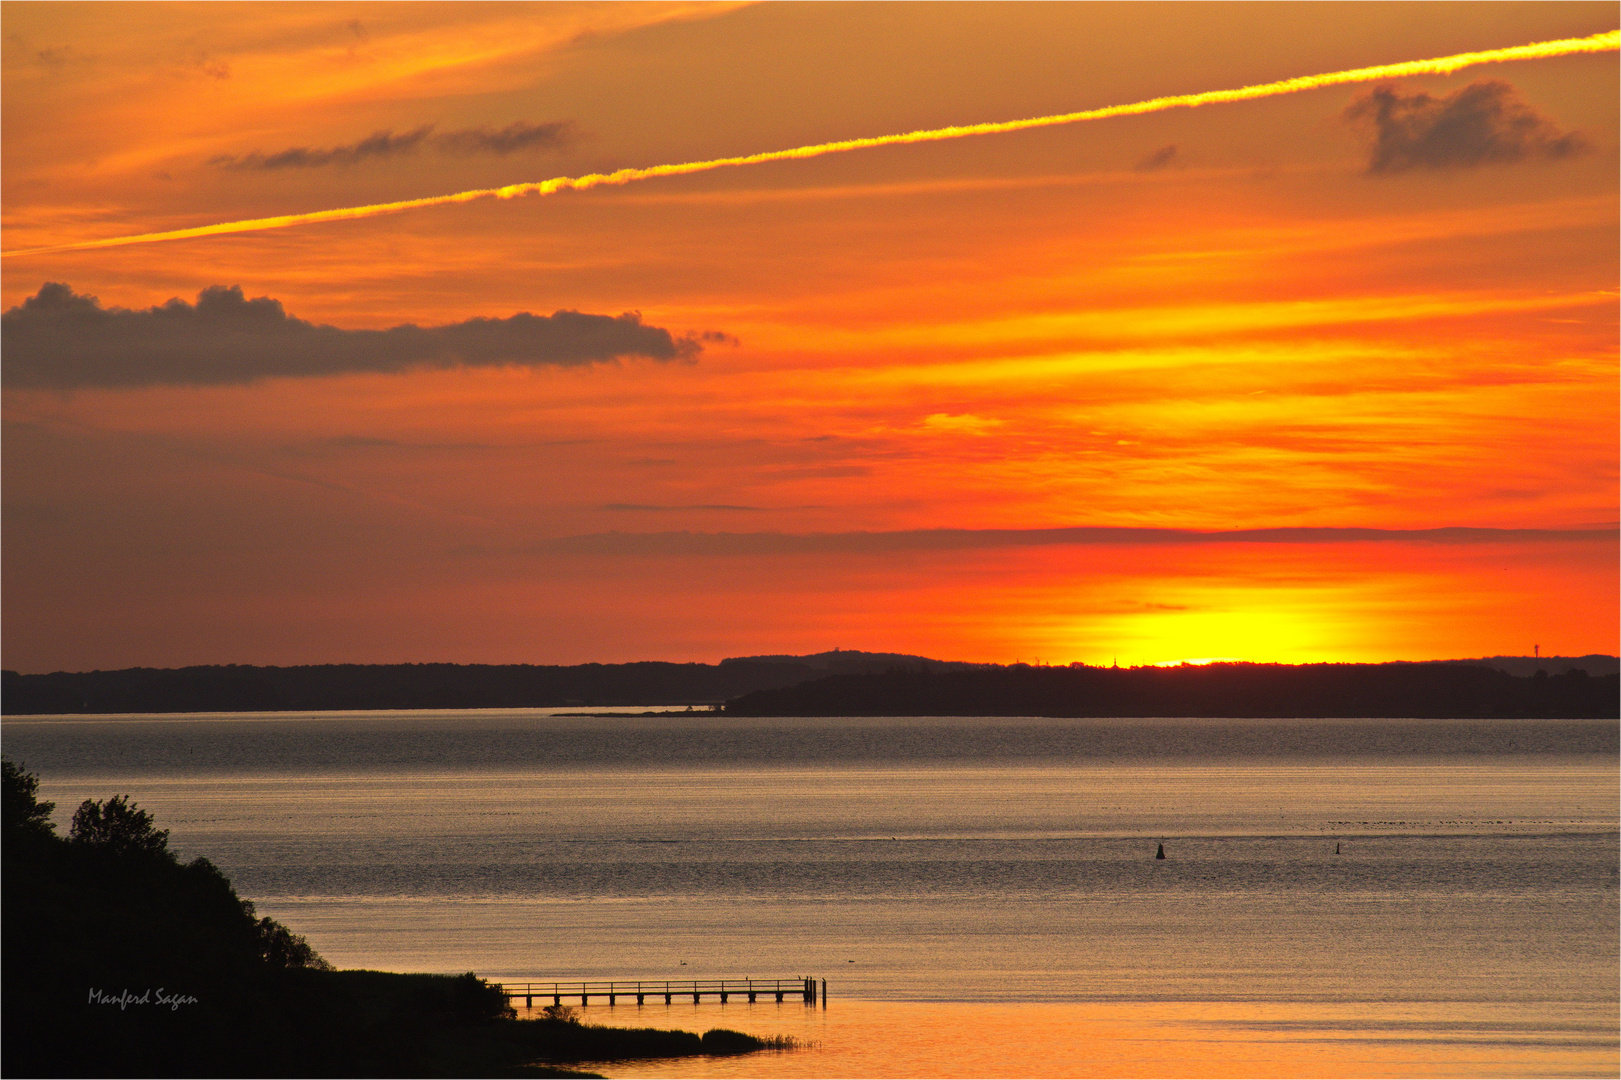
[4,30,1615,259]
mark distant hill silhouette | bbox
[722,648,987,672]
[2,653,1614,715]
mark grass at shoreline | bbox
[420,1007,805,1077]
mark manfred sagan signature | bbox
[88,988,198,1012]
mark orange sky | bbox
[3,2,1616,671]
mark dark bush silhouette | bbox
[3,762,350,1076]
[1,759,797,1077]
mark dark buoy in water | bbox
[1335,842,1341,855]
[1155,843,1166,860]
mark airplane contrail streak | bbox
[4,30,1615,259]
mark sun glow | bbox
[1107,604,1345,667]
[1151,658,1247,667]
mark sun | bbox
[1082,585,1355,667]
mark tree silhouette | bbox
[1,758,56,842]
[68,794,170,855]
[254,912,332,970]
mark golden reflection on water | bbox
[542,999,1619,1080]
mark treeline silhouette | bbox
[1,760,790,1077]
[2,660,829,714]
[6,654,1615,718]
[723,662,1619,718]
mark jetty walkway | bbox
[497,978,824,1007]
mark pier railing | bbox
[496,978,823,1006]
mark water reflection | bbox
[554,1000,1620,1079]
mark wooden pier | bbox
[496,978,824,1008]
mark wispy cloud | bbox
[213,127,433,170]
[432,121,573,156]
[2,283,726,388]
[1134,144,1178,171]
[601,504,766,512]
[211,121,572,170]
[1344,80,1587,174]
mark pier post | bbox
[692,990,701,1004]
[608,993,616,1006]
[581,993,589,1006]
[822,978,827,1007]
[637,993,645,1005]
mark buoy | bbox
[1155,843,1166,859]
[1335,842,1341,855]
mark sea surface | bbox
[6,711,1617,1078]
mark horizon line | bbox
[5,651,1617,680]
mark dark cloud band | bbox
[2,283,718,388]
[510,525,1616,558]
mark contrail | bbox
[5,30,1614,259]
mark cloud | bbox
[212,121,572,170]
[920,413,1002,435]
[433,121,572,156]
[1134,145,1178,171]
[601,504,766,512]
[502,525,1614,558]
[2,283,724,389]
[1344,80,1587,174]
[34,45,77,69]
[212,128,433,170]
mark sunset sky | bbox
[3,1,1616,673]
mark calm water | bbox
[6,712,1617,1077]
